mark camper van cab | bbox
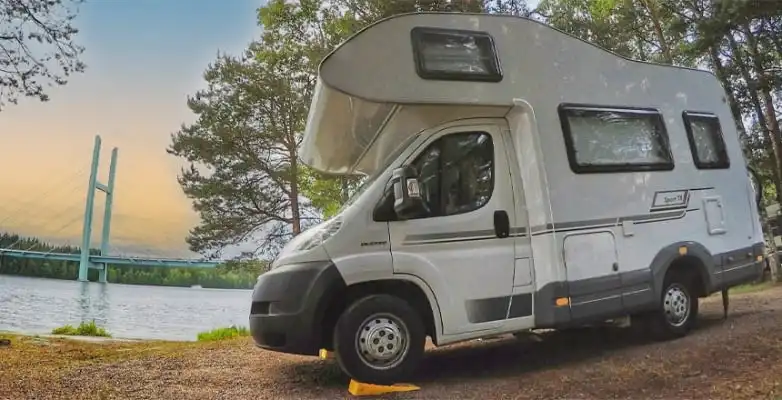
[249,12,765,384]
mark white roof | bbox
[300,12,721,175]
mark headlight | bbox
[294,217,342,252]
[268,217,343,271]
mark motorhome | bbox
[249,12,766,384]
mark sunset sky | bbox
[0,0,542,260]
[0,0,263,258]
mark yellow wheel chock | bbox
[348,380,420,396]
[318,348,334,360]
[319,349,421,396]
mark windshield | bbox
[338,133,421,212]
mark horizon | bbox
[0,0,264,259]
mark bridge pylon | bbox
[78,135,118,283]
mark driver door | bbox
[388,121,517,335]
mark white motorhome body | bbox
[249,12,765,384]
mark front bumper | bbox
[249,261,345,356]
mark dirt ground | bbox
[3,286,782,400]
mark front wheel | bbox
[333,294,426,385]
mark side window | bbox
[683,111,730,169]
[558,104,674,173]
[410,131,494,218]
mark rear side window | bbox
[682,111,730,169]
[558,104,674,173]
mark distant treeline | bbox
[0,233,269,289]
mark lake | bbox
[0,275,253,341]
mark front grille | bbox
[251,301,271,315]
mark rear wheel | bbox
[333,294,426,384]
[640,270,699,340]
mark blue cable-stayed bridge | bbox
[0,135,222,283]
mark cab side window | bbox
[410,131,494,218]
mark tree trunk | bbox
[635,34,647,61]
[759,201,781,283]
[341,177,350,203]
[727,33,782,204]
[760,18,782,97]
[742,23,782,201]
[763,17,782,62]
[709,45,747,139]
[288,149,302,236]
[639,0,673,64]
[742,22,782,282]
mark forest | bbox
[0,233,266,289]
[164,0,782,262]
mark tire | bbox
[333,294,426,385]
[643,270,699,340]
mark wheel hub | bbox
[356,314,409,370]
[663,285,690,327]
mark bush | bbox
[197,325,249,342]
[51,320,111,338]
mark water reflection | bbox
[0,275,252,341]
[76,281,110,328]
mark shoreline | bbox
[3,288,782,399]
[0,330,184,343]
[0,273,256,291]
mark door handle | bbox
[493,210,510,239]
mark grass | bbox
[196,325,250,342]
[729,280,778,295]
[51,320,112,338]
[0,333,200,399]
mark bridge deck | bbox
[0,248,219,268]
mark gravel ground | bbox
[2,286,782,400]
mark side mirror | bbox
[392,165,427,220]
[372,184,396,222]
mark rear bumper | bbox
[721,260,764,288]
[249,261,345,356]
[718,242,765,290]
